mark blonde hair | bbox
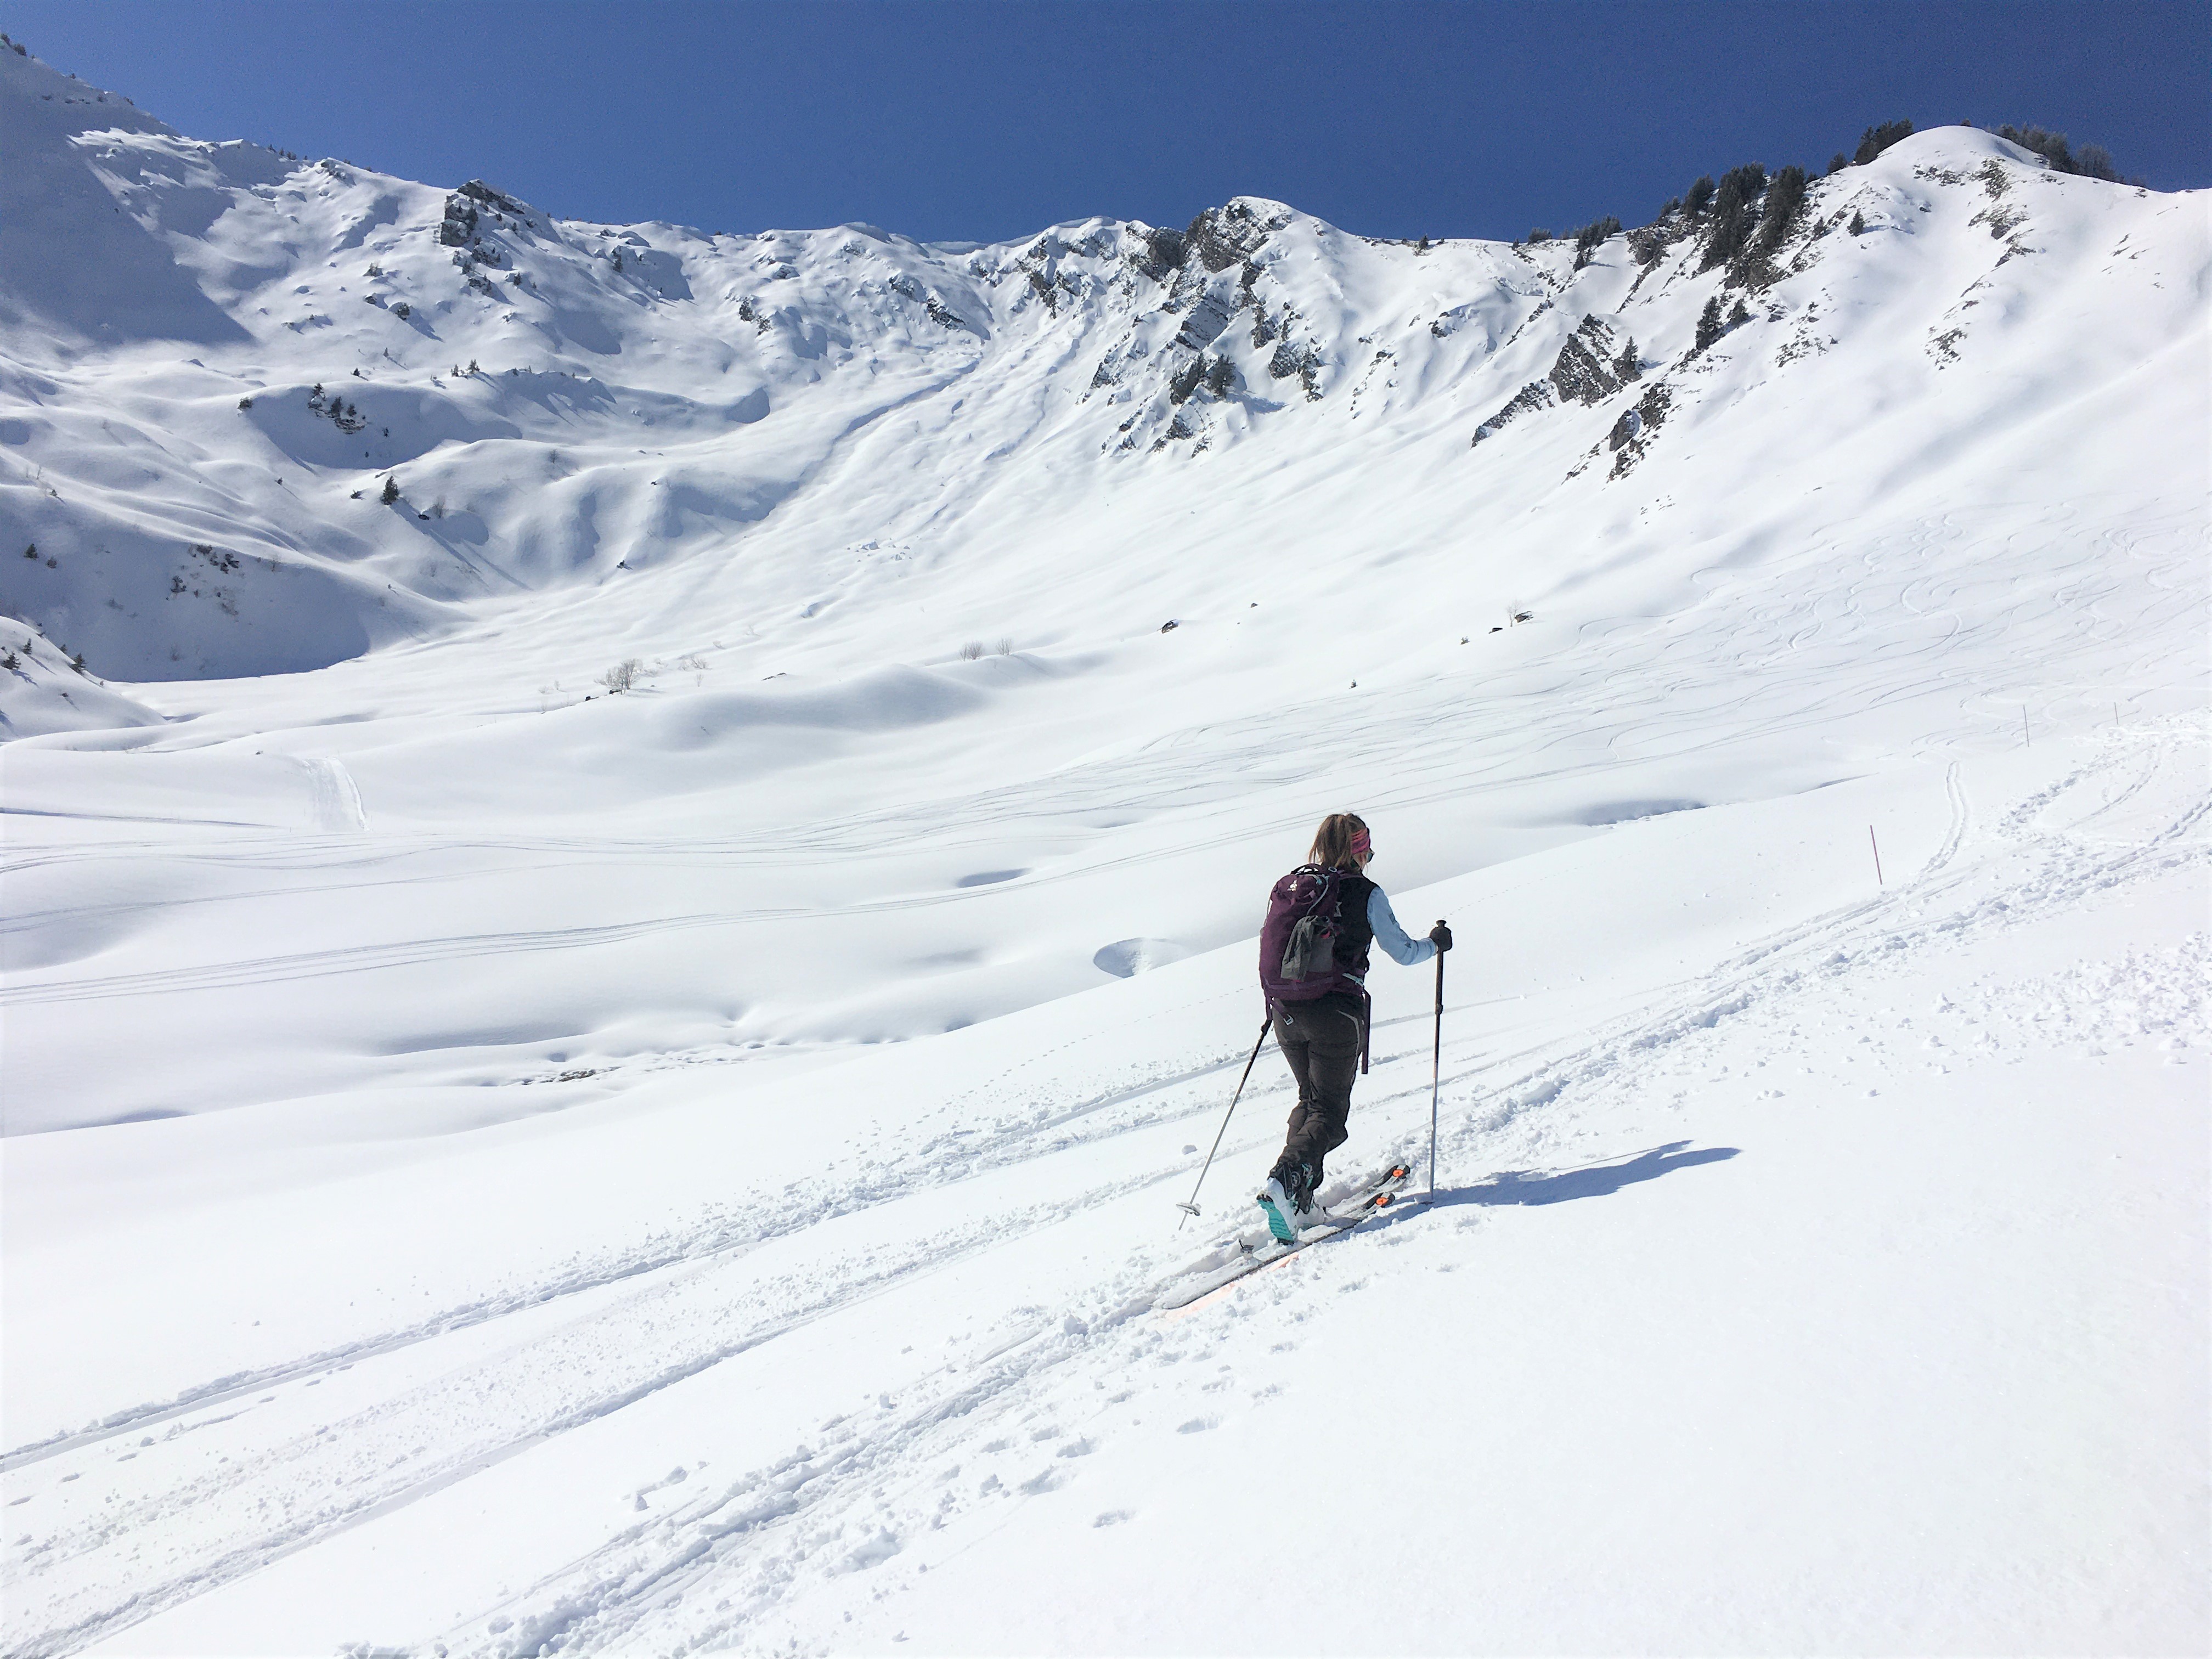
[1307,812,1369,871]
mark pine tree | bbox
[1828,153,1849,174]
[1698,164,1767,272]
[1683,176,1715,217]
[1574,215,1622,252]
[2075,142,2120,182]
[1996,125,2126,182]
[1853,119,1914,166]
[380,476,399,505]
[1694,296,1725,353]
[1754,165,1808,255]
[1572,215,1622,268]
[1849,209,1865,235]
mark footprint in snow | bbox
[840,1529,901,1572]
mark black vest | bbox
[1330,870,1376,985]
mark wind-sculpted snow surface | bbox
[7,725,2208,1655]
[1,36,2207,1657]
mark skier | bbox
[1256,813,1451,1242]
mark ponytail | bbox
[1307,812,1369,871]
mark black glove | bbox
[1429,921,1453,952]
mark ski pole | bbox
[1429,925,1446,1200]
[1177,1017,1272,1228]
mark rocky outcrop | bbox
[1131,225,1187,283]
[1607,383,1673,478]
[1182,200,1284,272]
[1472,380,1556,444]
[1549,315,1634,405]
[1478,316,1645,444]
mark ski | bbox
[1153,1164,1413,1313]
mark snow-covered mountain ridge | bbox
[1,36,2199,689]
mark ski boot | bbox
[1256,1160,1317,1244]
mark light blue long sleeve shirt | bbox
[1365,885,1436,969]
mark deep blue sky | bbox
[7,1,2205,244]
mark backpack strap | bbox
[1300,864,1341,918]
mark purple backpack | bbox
[1259,864,1346,1003]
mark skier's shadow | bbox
[1426,1140,1738,1207]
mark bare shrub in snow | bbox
[959,641,985,661]
[600,658,641,693]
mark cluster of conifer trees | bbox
[1993,124,2127,182]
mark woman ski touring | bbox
[1255,812,1450,1242]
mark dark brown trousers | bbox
[1271,991,1366,1181]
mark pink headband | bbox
[1348,828,1371,857]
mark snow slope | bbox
[2,35,2207,1656]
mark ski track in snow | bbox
[8,721,2204,1656]
[442,727,2212,1657]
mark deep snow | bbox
[1,33,2207,1657]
